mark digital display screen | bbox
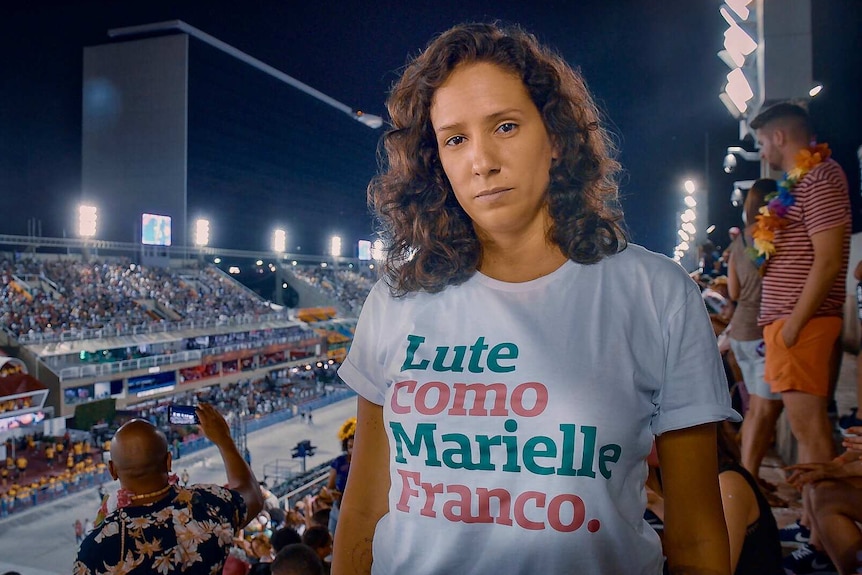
[357,240,371,261]
[0,411,45,432]
[169,405,199,425]
[128,371,176,397]
[141,213,172,246]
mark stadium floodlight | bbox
[725,68,755,115]
[725,0,753,21]
[371,239,385,261]
[678,229,690,242]
[706,224,717,235]
[684,196,697,208]
[682,222,697,236]
[330,235,342,258]
[720,7,757,62]
[194,218,210,247]
[78,204,98,238]
[683,180,696,195]
[683,208,697,222]
[272,228,286,253]
[809,84,823,97]
[717,3,760,122]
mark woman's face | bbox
[430,61,557,244]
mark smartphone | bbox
[168,405,200,425]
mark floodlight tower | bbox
[672,180,699,272]
[272,228,287,306]
[193,218,210,265]
[717,1,816,202]
[330,235,342,268]
[78,204,98,260]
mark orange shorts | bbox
[763,316,841,397]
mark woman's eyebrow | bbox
[435,108,524,134]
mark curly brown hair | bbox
[370,22,627,296]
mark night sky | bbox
[2,1,860,257]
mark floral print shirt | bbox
[74,484,246,575]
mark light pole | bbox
[107,20,384,129]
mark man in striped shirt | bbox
[751,102,850,466]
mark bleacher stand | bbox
[1,257,275,340]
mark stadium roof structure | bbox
[0,373,48,408]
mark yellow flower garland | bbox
[338,417,357,441]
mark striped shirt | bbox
[759,159,850,326]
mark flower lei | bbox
[95,473,179,524]
[747,143,831,270]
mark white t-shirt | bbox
[339,244,737,575]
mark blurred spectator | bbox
[270,544,324,575]
[782,428,862,574]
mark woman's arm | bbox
[718,470,758,574]
[331,397,390,575]
[657,423,731,575]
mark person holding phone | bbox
[74,403,263,575]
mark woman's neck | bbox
[478,238,568,282]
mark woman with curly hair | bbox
[333,22,737,575]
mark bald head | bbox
[110,419,170,480]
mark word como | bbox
[390,379,547,418]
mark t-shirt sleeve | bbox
[804,161,850,236]
[337,281,389,405]
[651,279,741,435]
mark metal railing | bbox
[17,310,296,346]
[54,332,320,382]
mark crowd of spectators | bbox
[291,265,375,317]
[138,371,330,434]
[0,367,341,520]
[1,431,109,518]
[0,256,276,339]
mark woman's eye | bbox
[497,122,518,134]
[444,135,465,147]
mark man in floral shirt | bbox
[74,404,264,574]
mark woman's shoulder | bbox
[596,244,695,288]
[718,465,758,508]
